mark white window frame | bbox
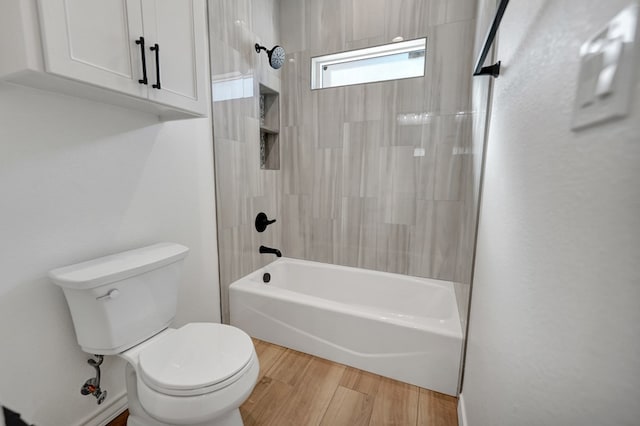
[310,38,427,90]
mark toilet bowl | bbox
[49,243,259,426]
[121,323,259,426]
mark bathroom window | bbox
[311,38,426,89]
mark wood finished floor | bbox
[107,338,458,426]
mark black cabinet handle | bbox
[135,36,148,85]
[150,43,161,90]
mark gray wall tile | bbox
[280,0,306,53]
[304,0,347,54]
[315,88,345,148]
[434,114,472,201]
[281,126,315,195]
[348,0,385,41]
[281,194,312,258]
[342,121,381,198]
[340,197,379,269]
[376,224,411,274]
[277,0,483,287]
[210,0,281,323]
[212,0,488,335]
[428,20,475,115]
[383,0,430,40]
[312,148,343,219]
[344,82,383,123]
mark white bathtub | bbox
[229,258,462,396]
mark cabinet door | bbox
[38,0,147,98]
[141,0,208,115]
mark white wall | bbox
[462,1,640,425]
[0,82,220,425]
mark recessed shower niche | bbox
[259,84,279,170]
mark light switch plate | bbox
[572,3,640,130]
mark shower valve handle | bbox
[255,212,276,232]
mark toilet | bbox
[49,243,259,426]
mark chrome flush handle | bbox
[96,289,120,301]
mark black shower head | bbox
[255,43,286,70]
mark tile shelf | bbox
[260,126,279,135]
[259,83,280,170]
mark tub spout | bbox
[259,245,282,257]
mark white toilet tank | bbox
[50,243,189,355]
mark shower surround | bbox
[209,0,282,323]
[211,0,485,334]
[278,0,480,330]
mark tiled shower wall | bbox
[278,0,482,329]
[211,0,490,329]
[209,0,281,322]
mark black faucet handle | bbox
[255,212,277,232]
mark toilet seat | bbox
[120,322,260,425]
[138,323,255,397]
[136,350,259,425]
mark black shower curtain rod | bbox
[474,0,510,78]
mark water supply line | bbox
[81,355,107,404]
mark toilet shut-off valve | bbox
[81,355,107,404]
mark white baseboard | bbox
[458,392,468,426]
[74,391,127,426]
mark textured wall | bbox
[279,0,480,314]
[461,0,640,424]
[209,0,282,322]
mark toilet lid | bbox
[138,323,254,393]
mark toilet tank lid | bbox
[49,243,189,290]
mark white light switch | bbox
[595,38,623,97]
[577,51,603,107]
[572,3,640,130]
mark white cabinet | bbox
[141,0,208,113]
[37,0,147,99]
[0,0,208,119]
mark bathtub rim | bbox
[229,257,463,340]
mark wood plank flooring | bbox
[106,410,128,426]
[107,338,458,426]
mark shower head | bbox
[255,43,286,69]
